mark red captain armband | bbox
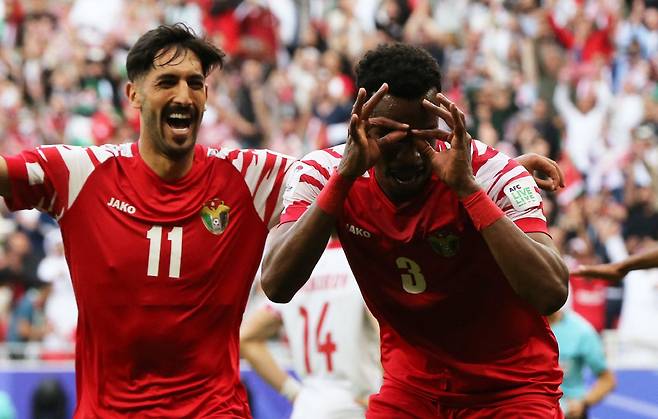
[460,189,505,231]
[316,171,354,217]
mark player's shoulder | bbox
[298,144,345,170]
[470,139,529,182]
[206,145,294,167]
[33,142,134,167]
[470,139,514,165]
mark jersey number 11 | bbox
[146,226,183,279]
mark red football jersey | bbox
[4,143,292,418]
[281,140,563,406]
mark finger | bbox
[413,138,437,159]
[361,83,388,119]
[368,117,409,131]
[534,159,561,191]
[377,130,409,147]
[410,128,451,140]
[553,159,565,188]
[352,88,367,117]
[435,93,456,110]
[450,103,468,150]
[436,93,467,128]
[534,177,555,192]
[348,114,365,147]
[422,99,454,128]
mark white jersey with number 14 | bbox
[269,241,381,402]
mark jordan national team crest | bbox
[428,230,460,257]
[200,199,230,235]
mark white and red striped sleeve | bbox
[2,144,115,220]
[279,146,343,224]
[212,148,295,228]
[471,140,548,234]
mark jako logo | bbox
[107,197,136,215]
[346,224,371,238]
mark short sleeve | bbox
[471,140,548,234]
[209,147,295,228]
[3,145,92,219]
[279,148,340,224]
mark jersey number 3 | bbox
[396,256,426,294]
[146,226,183,279]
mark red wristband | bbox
[316,171,354,217]
[460,189,504,231]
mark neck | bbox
[547,310,564,325]
[138,140,194,180]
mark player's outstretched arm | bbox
[415,93,568,315]
[0,156,11,198]
[573,246,658,281]
[240,308,302,402]
[261,84,408,303]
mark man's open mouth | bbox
[388,166,426,185]
[165,110,194,134]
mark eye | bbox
[188,79,205,90]
[157,79,176,88]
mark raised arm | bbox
[414,94,568,315]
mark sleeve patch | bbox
[504,176,541,212]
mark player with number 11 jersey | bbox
[3,142,291,417]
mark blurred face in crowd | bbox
[370,90,439,203]
[127,48,207,160]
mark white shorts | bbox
[290,381,366,419]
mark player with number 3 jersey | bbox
[261,44,569,418]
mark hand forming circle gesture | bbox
[337,84,409,180]
[412,93,479,197]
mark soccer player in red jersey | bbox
[261,43,569,418]
[0,25,292,417]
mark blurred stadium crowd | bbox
[0,0,656,363]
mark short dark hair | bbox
[355,43,442,99]
[126,23,226,81]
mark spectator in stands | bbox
[548,309,616,419]
[37,229,75,356]
[553,67,611,175]
[0,230,41,303]
[6,280,52,358]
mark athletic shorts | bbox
[291,382,366,419]
[367,382,564,419]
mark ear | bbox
[125,82,142,109]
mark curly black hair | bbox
[126,23,225,82]
[355,43,442,99]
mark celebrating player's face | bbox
[370,91,438,203]
[133,48,207,160]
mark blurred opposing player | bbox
[548,309,616,419]
[0,24,292,417]
[261,43,569,418]
[240,238,381,419]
